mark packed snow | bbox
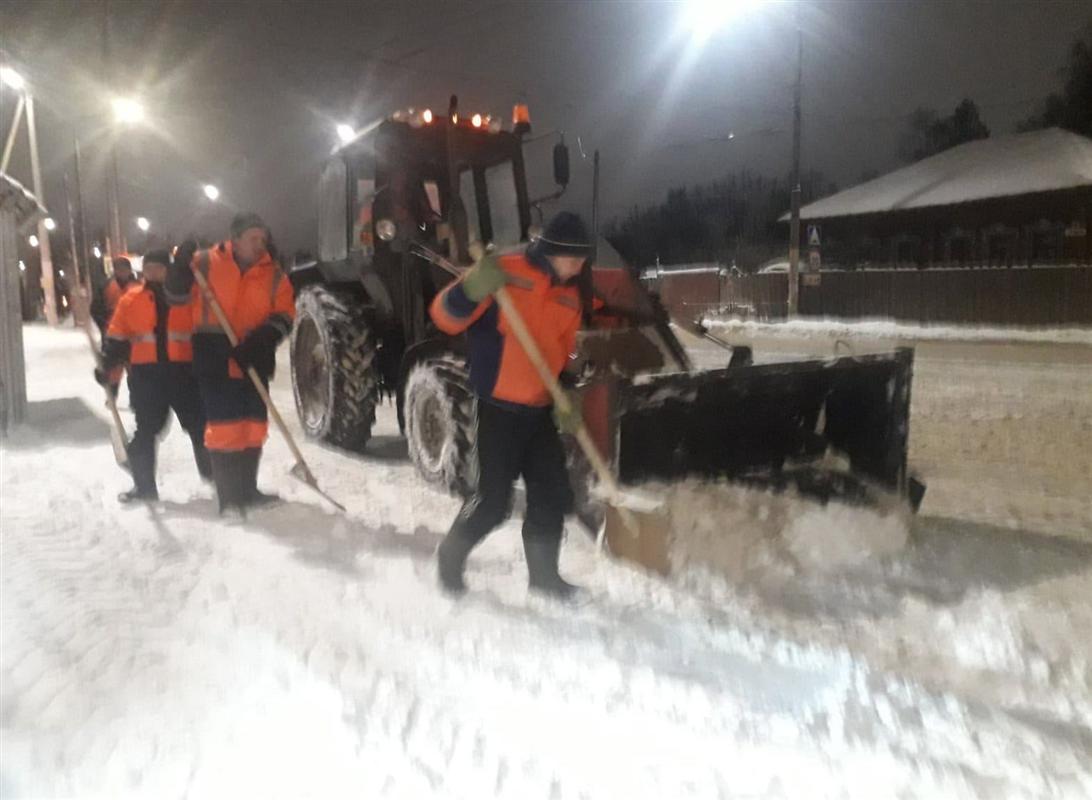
[2,323,1091,798]
[702,315,1092,346]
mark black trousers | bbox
[128,363,209,492]
[452,400,574,546]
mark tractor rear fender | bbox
[288,257,395,319]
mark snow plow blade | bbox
[588,347,919,507]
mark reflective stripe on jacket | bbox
[188,241,295,379]
[106,282,195,364]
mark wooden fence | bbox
[649,266,1092,327]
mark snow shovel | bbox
[190,266,346,512]
[73,283,129,467]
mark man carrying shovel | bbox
[167,213,294,513]
[430,211,591,598]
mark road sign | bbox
[808,249,821,271]
[807,225,821,247]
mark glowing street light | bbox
[93,244,103,259]
[681,0,769,44]
[0,66,26,92]
[111,96,145,125]
[43,217,56,231]
[19,260,26,272]
[203,183,220,201]
[28,234,39,247]
[336,123,356,144]
[136,216,150,232]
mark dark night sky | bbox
[1,0,1087,256]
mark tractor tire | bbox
[403,356,478,497]
[290,285,378,452]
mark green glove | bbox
[553,392,584,435]
[461,253,508,302]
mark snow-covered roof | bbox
[0,172,46,226]
[785,128,1092,222]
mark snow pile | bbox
[657,481,910,580]
[702,316,1092,346]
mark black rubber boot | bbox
[437,528,479,595]
[242,447,279,507]
[118,486,158,503]
[524,535,580,599]
[121,438,158,503]
[210,451,248,515]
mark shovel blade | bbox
[603,504,672,576]
[289,461,346,512]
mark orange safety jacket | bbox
[430,251,584,408]
[105,282,194,366]
[188,241,294,379]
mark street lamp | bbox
[203,183,220,201]
[0,66,25,92]
[111,97,145,126]
[336,123,356,145]
[681,0,768,45]
[680,0,802,315]
[136,216,150,232]
[43,217,56,231]
[28,234,39,247]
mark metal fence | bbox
[650,266,1092,327]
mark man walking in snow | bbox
[429,212,592,598]
[92,255,137,336]
[95,249,211,502]
[167,213,294,513]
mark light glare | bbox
[136,216,150,232]
[203,184,220,201]
[0,66,26,92]
[43,217,56,231]
[682,0,767,44]
[112,97,145,125]
[29,234,39,247]
[336,123,355,144]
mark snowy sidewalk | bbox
[701,316,1092,347]
[2,325,1090,799]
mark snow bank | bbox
[702,316,1092,346]
[653,481,911,580]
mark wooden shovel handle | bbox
[493,287,621,498]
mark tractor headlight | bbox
[376,219,397,242]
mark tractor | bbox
[287,98,923,524]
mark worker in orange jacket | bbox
[95,249,210,502]
[92,255,137,335]
[430,211,593,598]
[166,212,294,513]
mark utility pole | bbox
[63,172,88,325]
[787,1,803,318]
[73,137,91,282]
[102,0,125,254]
[25,94,58,325]
[1,93,25,172]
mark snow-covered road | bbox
[2,324,1090,798]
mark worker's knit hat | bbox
[533,211,592,257]
[230,211,268,239]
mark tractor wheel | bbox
[290,285,378,452]
[403,356,478,497]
